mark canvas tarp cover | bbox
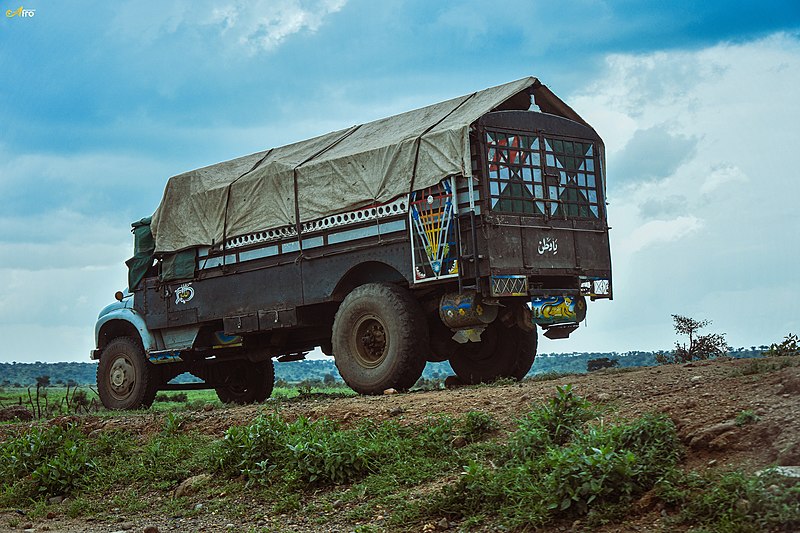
[151,77,541,254]
[125,217,155,290]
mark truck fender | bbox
[93,307,157,359]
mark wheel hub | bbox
[109,357,134,397]
[353,315,388,367]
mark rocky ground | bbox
[1,355,798,532]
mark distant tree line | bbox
[1,346,770,388]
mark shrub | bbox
[0,424,96,500]
[155,392,188,403]
[762,333,800,358]
[509,384,597,461]
[216,413,460,489]
[416,388,683,529]
[217,414,379,486]
[460,411,498,442]
[544,441,638,514]
[587,358,619,372]
[735,410,759,426]
[658,469,800,531]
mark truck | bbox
[92,77,612,409]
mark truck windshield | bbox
[486,131,603,220]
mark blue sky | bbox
[1,1,799,362]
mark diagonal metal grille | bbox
[580,278,612,299]
[491,275,528,297]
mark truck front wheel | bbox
[332,283,427,394]
[97,336,156,410]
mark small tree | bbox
[656,315,727,364]
[35,375,51,388]
[72,389,90,412]
[762,333,800,357]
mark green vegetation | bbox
[735,356,800,377]
[658,469,800,532]
[216,412,465,488]
[0,384,358,419]
[762,333,800,358]
[0,384,100,420]
[0,424,97,499]
[735,409,759,426]
[397,385,684,528]
[2,385,795,531]
[586,357,620,371]
[656,314,729,364]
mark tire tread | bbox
[333,283,427,394]
[97,336,154,410]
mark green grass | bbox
[734,409,759,426]
[526,371,577,382]
[0,385,99,418]
[658,469,800,532]
[0,384,357,418]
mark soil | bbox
[2,356,798,532]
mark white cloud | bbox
[0,209,130,363]
[109,0,347,54]
[224,0,347,54]
[621,216,703,256]
[699,164,747,195]
[555,33,800,354]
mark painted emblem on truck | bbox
[537,236,558,255]
[175,283,195,304]
[410,180,456,279]
[531,295,587,325]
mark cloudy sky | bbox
[1,1,798,363]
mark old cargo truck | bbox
[92,77,612,409]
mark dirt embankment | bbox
[2,356,799,532]
[85,356,800,470]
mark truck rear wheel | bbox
[97,336,156,410]
[448,322,537,385]
[214,359,275,404]
[332,283,427,394]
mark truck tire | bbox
[332,283,427,394]
[511,327,537,379]
[448,323,537,385]
[97,336,157,410]
[214,359,275,404]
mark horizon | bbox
[1,344,777,366]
